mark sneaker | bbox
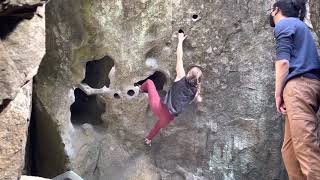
[144,138,151,147]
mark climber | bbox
[139,31,203,146]
[269,0,320,179]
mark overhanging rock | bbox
[33,0,289,179]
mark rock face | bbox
[0,81,33,180]
[310,0,320,44]
[0,0,45,103]
[21,176,50,180]
[32,0,308,179]
[0,0,45,179]
[0,0,42,14]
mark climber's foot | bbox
[144,138,151,147]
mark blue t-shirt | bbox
[274,17,320,83]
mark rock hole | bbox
[70,88,105,125]
[114,93,120,99]
[127,90,135,96]
[192,14,198,19]
[134,71,167,91]
[178,29,184,33]
[81,56,114,89]
[192,14,201,22]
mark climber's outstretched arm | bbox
[175,32,187,82]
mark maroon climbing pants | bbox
[140,80,174,140]
[282,76,320,180]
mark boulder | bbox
[0,81,32,180]
[0,1,45,179]
[0,0,45,103]
[33,0,289,179]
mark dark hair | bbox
[273,0,307,21]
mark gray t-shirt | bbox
[163,77,197,116]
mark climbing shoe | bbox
[144,138,151,147]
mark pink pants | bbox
[141,80,174,140]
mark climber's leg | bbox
[140,79,162,118]
[141,79,174,144]
[146,108,174,141]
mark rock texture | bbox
[21,175,50,180]
[0,0,43,16]
[0,0,45,103]
[310,0,320,44]
[31,0,320,180]
[0,1,45,179]
[0,81,32,180]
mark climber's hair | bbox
[187,65,203,84]
[186,65,203,103]
[273,0,307,21]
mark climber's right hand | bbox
[178,32,187,43]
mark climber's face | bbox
[186,67,202,86]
